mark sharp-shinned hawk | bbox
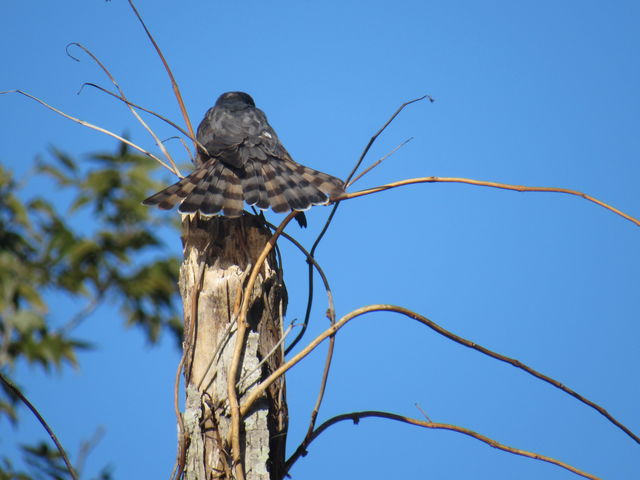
[143,92,344,222]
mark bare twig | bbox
[58,293,103,334]
[346,95,433,184]
[284,411,600,480]
[302,332,336,443]
[284,204,339,355]
[127,0,197,147]
[347,137,413,187]
[287,95,432,355]
[237,321,296,389]
[177,137,196,164]
[227,211,298,479]
[0,372,78,480]
[260,218,335,321]
[75,427,105,479]
[260,218,338,439]
[414,403,433,423]
[66,43,182,177]
[227,308,248,480]
[283,98,431,437]
[163,136,196,164]
[79,82,208,155]
[170,352,186,480]
[339,176,640,228]
[240,304,639,445]
[0,89,174,174]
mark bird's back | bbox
[196,98,280,169]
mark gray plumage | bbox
[143,91,344,218]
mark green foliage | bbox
[0,457,32,480]
[0,442,112,480]
[0,143,182,478]
[21,443,71,480]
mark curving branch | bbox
[283,97,436,437]
[287,94,432,355]
[227,211,298,480]
[0,89,175,174]
[79,83,208,157]
[260,218,335,320]
[0,372,78,480]
[340,176,640,227]
[259,219,338,440]
[240,304,639,445]
[66,42,182,178]
[170,351,186,480]
[127,0,197,148]
[284,410,600,480]
[302,325,336,445]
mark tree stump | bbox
[179,214,287,480]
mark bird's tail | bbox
[143,158,344,218]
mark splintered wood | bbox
[179,215,287,480]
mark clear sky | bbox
[2,1,639,479]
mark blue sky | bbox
[2,1,639,479]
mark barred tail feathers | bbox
[142,166,209,210]
[260,162,290,213]
[178,162,244,217]
[240,159,266,208]
[143,158,345,217]
[276,160,328,209]
[257,158,344,213]
[294,162,345,200]
[222,167,244,217]
[180,163,226,215]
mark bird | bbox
[143,92,345,224]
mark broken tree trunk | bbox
[178,214,288,480]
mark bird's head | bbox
[215,91,256,108]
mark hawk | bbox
[143,92,345,222]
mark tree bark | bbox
[178,214,287,480]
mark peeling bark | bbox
[179,215,287,480]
